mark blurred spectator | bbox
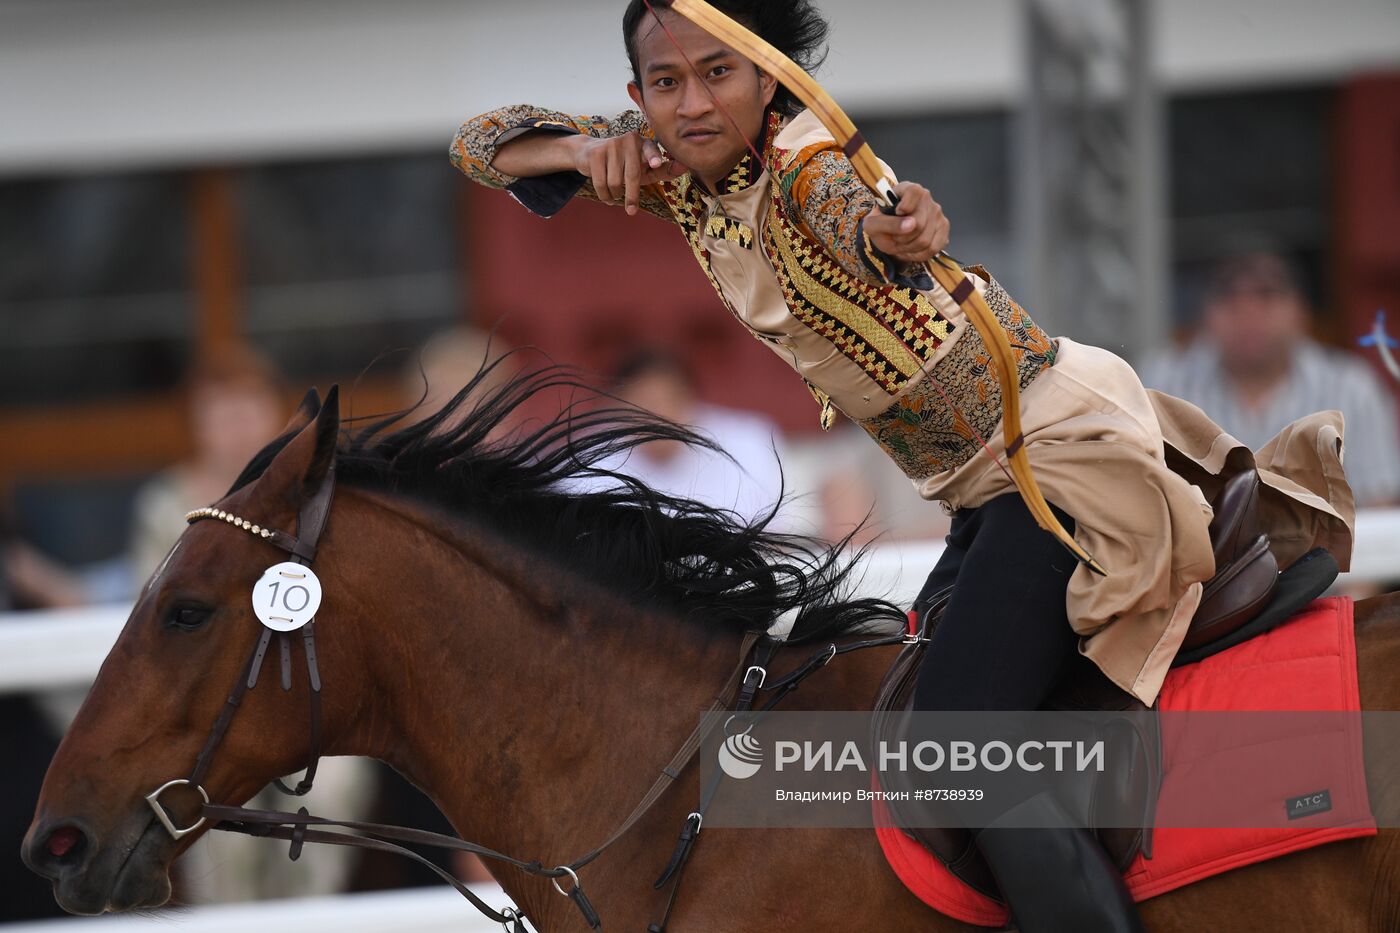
[0,689,65,922]
[596,350,787,525]
[127,345,287,585]
[817,464,883,549]
[786,422,951,547]
[0,493,85,610]
[1140,252,1400,506]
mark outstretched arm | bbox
[450,105,685,220]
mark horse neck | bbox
[328,488,750,866]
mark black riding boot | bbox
[973,791,1143,933]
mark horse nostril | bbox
[28,823,89,878]
[47,826,83,860]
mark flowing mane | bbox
[229,355,907,644]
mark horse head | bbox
[22,388,358,914]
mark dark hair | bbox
[232,353,904,645]
[1204,252,1307,305]
[186,343,282,399]
[622,0,829,118]
[610,348,692,389]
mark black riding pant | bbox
[907,494,1084,820]
[910,493,1082,713]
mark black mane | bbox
[231,355,906,645]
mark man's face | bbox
[617,366,695,465]
[191,383,284,470]
[627,10,777,188]
[1204,273,1308,377]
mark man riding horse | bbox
[449,2,1354,929]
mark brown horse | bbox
[21,366,1400,931]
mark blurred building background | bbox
[2,0,1399,919]
[4,0,1399,576]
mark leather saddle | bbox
[870,468,1339,902]
[1182,469,1278,652]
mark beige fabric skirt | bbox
[914,337,1354,707]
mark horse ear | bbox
[257,386,340,511]
[278,388,322,437]
[305,385,340,495]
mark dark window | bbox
[0,173,195,405]
[860,111,1017,281]
[1169,86,1333,326]
[235,154,464,381]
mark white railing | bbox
[1,886,512,933]
[4,510,1400,694]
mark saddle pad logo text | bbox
[1286,789,1333,820]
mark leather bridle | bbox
[143,452,919,932]
[145,461,335,842]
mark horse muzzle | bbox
[23,810,174,914]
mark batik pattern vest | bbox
[655,120,1056,479]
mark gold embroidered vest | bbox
[654,114,1056,480]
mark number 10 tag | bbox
[252,562,323,632]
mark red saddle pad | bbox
[873,596,1377,927]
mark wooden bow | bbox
[657,0,1105,574]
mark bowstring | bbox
[640,0,1016,483]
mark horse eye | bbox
[167,606,212,631]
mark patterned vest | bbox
[654,114,1056,480]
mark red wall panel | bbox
[1336,74,1400,345]
[460,182,817,433]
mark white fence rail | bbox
[2,887,513,933]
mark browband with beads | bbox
[185,507,274,539]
